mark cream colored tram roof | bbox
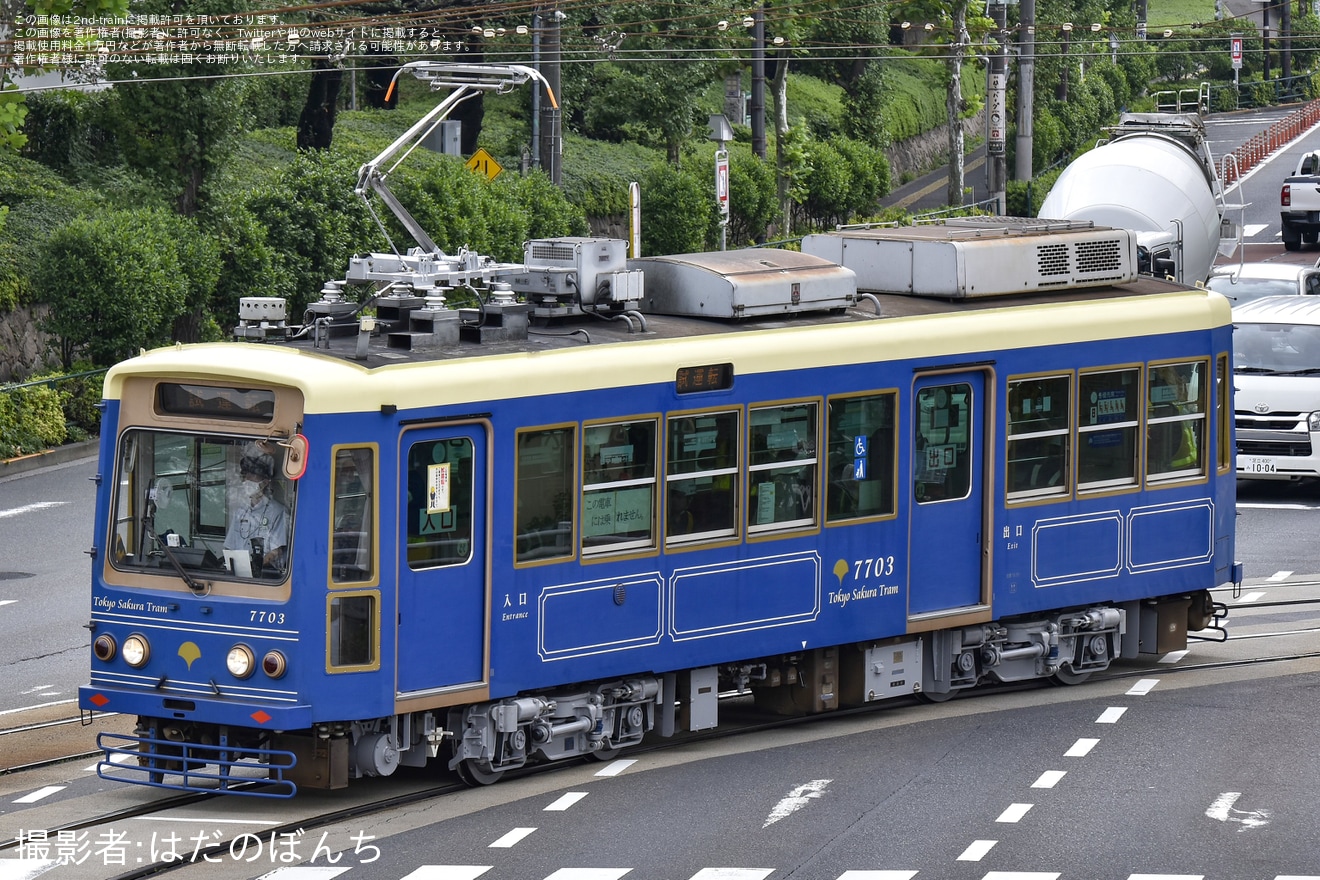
[106,284,1231,415]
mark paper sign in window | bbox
[427,462,451,513]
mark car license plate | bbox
[1239,456,1278,474]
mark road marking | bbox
[139,816,281,825]
[13,786,65,804]
[1065,738,1099,757]
[1127,679,1159,696]
[1268,570,1293,581]
[1206,792,1271,831]
[763,778,831,828]
[956,840,997,861]
[488,828,535,848]
[0,600,15,608]
[542,871,632,880]
[837,873,919,879]
[544,792,588,811]
[982,874,1060,880]
[1243,223,1270,237]
[0,501,68,519]
[398,869,492,880]
[1127,875,1203,879]
[85,752,136,772]
[1237,591,1265,604]
[0,860,59,880]
[594,759,636,777]
[1096,707,1127,724]
[1236,501,1317,509]
[0,699,77,717]
[253,868,354,879]
[1031,770,1067,788]
[995,803,1034,823]
[688,872,774,880]
[1158,650,1189,664]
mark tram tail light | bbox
[262,650,287,679]
[93,634,117,662]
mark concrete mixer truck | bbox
[1037,111,1237,285]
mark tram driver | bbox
[224,447,289,576]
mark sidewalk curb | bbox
[1,438,100,479]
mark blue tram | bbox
[79,219,1237,795]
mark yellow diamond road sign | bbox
[466,148,503,181]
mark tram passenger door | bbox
[396,424,488,695]
[908,372,987,615]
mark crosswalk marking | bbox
[1127,679,1159,696]
[542,871,631,880]
[1159,650,1189,664]
[593,759,637,777]
[836,873,918,879]
[995,803,1034,823]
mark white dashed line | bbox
[541,871,632,880]
[593,759,637,777]
[956,840,997,861]
[1267,570,1292,581]
[1065,738,1099,757]
[982,874,1060,880]
[398,869,492,880]
[995,803,1034,823]
[0,600,16,608]
[1158,650,1189,664]
[0,501,68,519]
[1031,770,1067,789]
[1237,592,1265,604]
[687,871,774,880]
[1126,875,1203,879]
[836,873,918,879]
[1096,707,1127,724]
[0,860,59,880]
[544,792,588,811]
[1127,679,1159,696]
[12,786,65,804]
[252,868,354,879]
[488,828,536,848]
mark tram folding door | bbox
[908,372,987,615]
[397,424,489,694]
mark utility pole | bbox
[1015,0,1035,184]
[1057,23,1072,101]
[751,4,766,160]
[987,0,1008,214]
[530,10,541,169]
[1282,0,1292,85]
[538,6,563,185]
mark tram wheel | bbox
[1048,665,1092,686]
[916,688,957,704]
[454,758,505,786]
[588,742,623,762]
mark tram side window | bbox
[1077,367,1140,491]
[331,447,374,583]
[582,419,657,555]
[329,593,376,670]
[1147,360,1206,481]
[515,426,576,563]
[666,411,739,544]
[1006,375,1071,500]
[826,393,897,521]
[914,383,972,503]
[748,402,818,533]
[1216,354,1230,472]
[406,438,474,569]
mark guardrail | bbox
[1221,98,1320,185]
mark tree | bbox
[102,0,250,216]
[35,209,216,366]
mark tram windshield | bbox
[109,430,296,585]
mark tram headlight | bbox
[122,635,150,668]
[226,644,256,679]
[1308,411,1320,432]
[93,634,117,662]
[261,650,287,679]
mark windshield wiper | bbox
[146,523,208,594]
[1234,366,1277,374]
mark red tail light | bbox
[1283,184,1292,207]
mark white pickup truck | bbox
[1280,150,1320,250]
